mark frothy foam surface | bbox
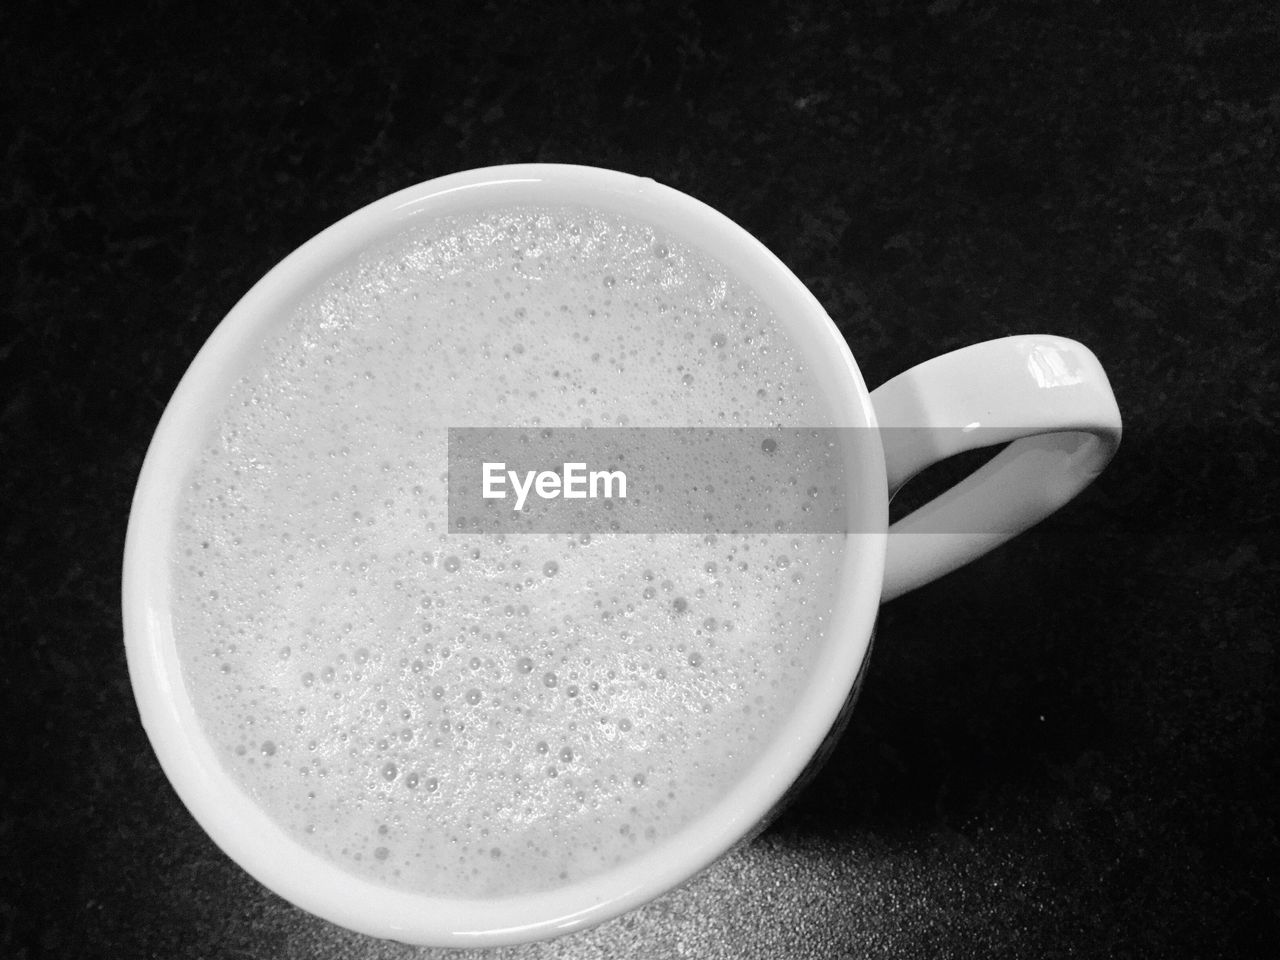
[172,205,847,896]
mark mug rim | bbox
[122,163,889,946]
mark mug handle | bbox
[869,335,1122,601]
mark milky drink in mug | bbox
[169,201,851,896]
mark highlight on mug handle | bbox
[869,335,1122,602]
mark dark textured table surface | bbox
[4,2,1277,957]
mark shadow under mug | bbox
[123,164,1121,946]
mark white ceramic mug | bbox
[122,164,1121,946]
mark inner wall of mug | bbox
[123,164,887,944]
